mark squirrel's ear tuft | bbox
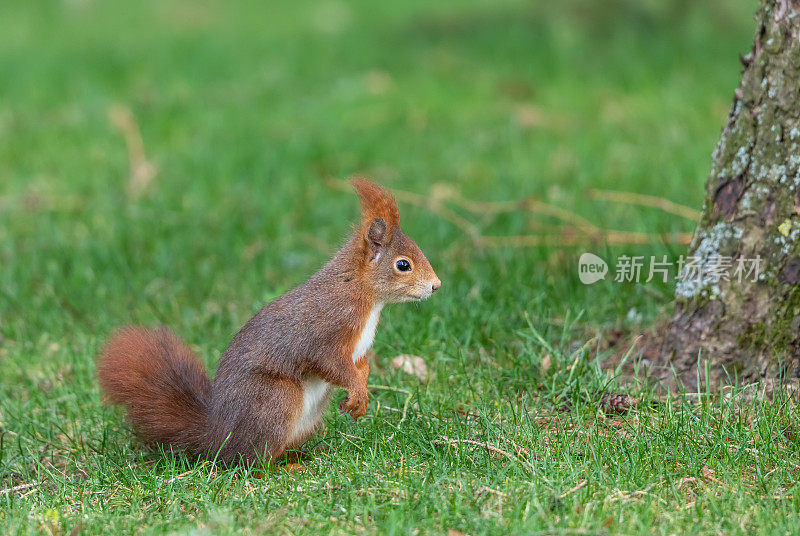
[352,178,399,242]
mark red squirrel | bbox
[97,179,441,464]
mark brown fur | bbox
[352,178,400,239]
[97,326,210,453]
[97,179,440,465]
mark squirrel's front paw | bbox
[339,389,368,420]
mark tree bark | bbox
[657,0,800,394]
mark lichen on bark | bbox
[656,0,800,393]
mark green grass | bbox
[5,0,800,534]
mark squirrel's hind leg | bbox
[208,375,303,466]
[286,376,332,449]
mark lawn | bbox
[4,0,800,534]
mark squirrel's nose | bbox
[431,278,441,293]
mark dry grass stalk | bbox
[586,188,701,222]
[109,104,157,199]
[433,436,532,469]
[327,178,694,248]
[0,482,38,496]
[559,479,587,498]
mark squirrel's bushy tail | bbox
[97,326,211,454]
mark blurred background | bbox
[0,0,754,367]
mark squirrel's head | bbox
[351,178,441,303]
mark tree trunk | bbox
[657,0,800,394]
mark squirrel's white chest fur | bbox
[291,303,384,441]
[351,303,383,363]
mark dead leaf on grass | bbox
[541,353,552,372]
[391,354,429,382]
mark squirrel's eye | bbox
[396,259,411,272]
